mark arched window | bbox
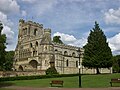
[18,65,23,71]
[76,61,78,67]
[33,51,35,56]
[25,28,27,35]
[72,52,76,57]
[34,29,37,36]
[23,28,27,35]
[29,60,38,69]
[30,43,32,47]
[55,49,58,51]
[64,51,68,56]
[15,59,17,62]
[36,41,38,46]
[66,59,69,67]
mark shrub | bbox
[0,74,79,82]
[45,67,58,75]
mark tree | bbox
[45,67,58,75]
[0,22,6,70]
[82,21,113,74]
[53,36,63,44]
[112,55,120,73]
[4,51,14,71]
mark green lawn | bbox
[0,88,14,90]
[2,73,120,88]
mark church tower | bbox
[39,29,55,70]
[14,19,44,71]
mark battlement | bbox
[19,19,25,23]
[19,19,43,28]
[44,28,51,33]
[53,42,83,51]
[14,19,85,74]
[18,19,83,52]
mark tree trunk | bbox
[96,68,100,74]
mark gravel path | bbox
[4,86,120,90]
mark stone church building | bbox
[13,19,112,74]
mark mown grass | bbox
[82,73,120,88]
[0,88,14,90]
[3,73,120,88]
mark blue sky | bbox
[0,0,120,55]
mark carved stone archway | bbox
[29,60,38,69]
[18,65,23,71]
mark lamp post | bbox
[77,48,81,88]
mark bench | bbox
[50,80,63,87]
[110,78,120,87]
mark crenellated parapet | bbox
[44,28,51,33]
[53,42,84,58]
[19,19,43,28]
[13,19,112,74]
[19,19,25,23]
[18,19,45,44]
[53,42,83,51]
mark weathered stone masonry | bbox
[13,19,112,74]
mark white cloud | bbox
[2,25,15,51]
[103,27,120,33]
[0,11,14,50]
[56,31,120,55]
[0,12,13,27]
[21,0,36,3]
[53,32,87,47]
[108,33,120,55]
[68,38,87,47]
[2,25,14,45]
[104,8,120,24]
[21,10,27,16]
[0,0,20,14]
[53,32,76,43]
[30,0,58,16]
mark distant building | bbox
[13,19,112,74]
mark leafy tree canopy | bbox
[53,36,63,44]
[112,55,120,73]
[4,51,15,71]
[0,21,6,70]
[82,21,113,74]
[46,67,58,75]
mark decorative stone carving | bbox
[14,19,111,74]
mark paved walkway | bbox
[3,86,120,90]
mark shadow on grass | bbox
[50,85,63,88]
[0,82,14,88]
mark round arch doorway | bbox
[29,60,38,70]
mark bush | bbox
[0,75,54,82]
[0,73,79,82]
[112,57,120,73]
[45,67,58,75]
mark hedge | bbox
[0,74,79,82]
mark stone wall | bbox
[14,19,112,75]
[54,43,84,74]
[0,71,45,77]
